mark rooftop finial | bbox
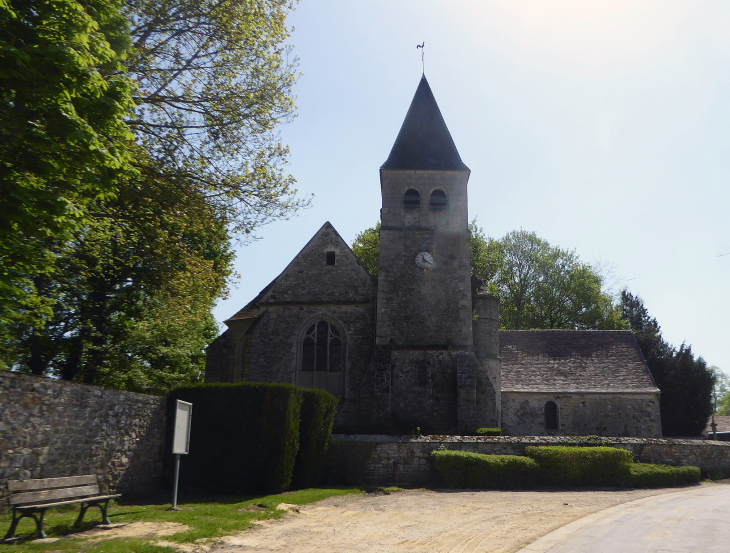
[416,42,425,74]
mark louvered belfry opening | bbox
[430,189,447,209]
[404,188,420,208]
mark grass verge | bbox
[0,487,360,553]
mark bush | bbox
[473,428,502,436]
[525,446,632,487]
[431,450,539,489]
[629,463,701,488]
[168,382,303,494]
[290,388,339,489]
[323,441,376,485]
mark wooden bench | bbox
[4,475,120,540]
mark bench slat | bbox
[8,484,100,506]
[15,494,121,511]
[8,475,97,492]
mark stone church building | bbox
[206,76,662,438]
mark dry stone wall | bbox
[0,371,166,508]
[331,434,730,485]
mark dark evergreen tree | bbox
[620,291,714,436]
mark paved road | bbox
[520,485,730,553]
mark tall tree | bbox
[125,0,307,237]
[5,172,234,392]
[620,291,714,436]
[710,367,730,416]
[472,227,625,330]
[351,223,380,279]
[0,0,136,336]
[1,0,305,391]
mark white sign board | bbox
[172,400,193,455]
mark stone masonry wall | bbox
[247,305,375,426]
[377,170,473,349]
[0,371,166,508]
[331,434,730,486]
[501,392,662,438]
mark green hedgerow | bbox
[525,446,632,487]
[168,382,303,494]
[431,450,538,489]
[629,463,701,488]
[291,388,339,489]
[323,441,376,486]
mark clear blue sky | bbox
[213,0,730,374]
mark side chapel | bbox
[206,76,662,437]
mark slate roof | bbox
[381,75,469,171]
[500,330,659,393]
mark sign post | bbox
[169,400,192,510]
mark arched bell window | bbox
[299,320,344,397]
[404,188,420,208]
[430,189,447,209]
[545,401,559,431]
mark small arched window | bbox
[404,189,420,208]
[300,320,343,396]
[430,189,447,209]
[545,401,559,430]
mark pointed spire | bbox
[381,75,469,171]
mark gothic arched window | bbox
[299,320,344,396]
[404,188,420,208]
[430,189,447,209]
[545,401,559,430]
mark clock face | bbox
[415,251,434,269]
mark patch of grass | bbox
[0,487,360,552]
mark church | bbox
[205,76,662,438]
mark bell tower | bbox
[372,75,498,433]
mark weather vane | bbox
[417,42,425,74]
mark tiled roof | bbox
[225,281,273,323]
[705,416,730,435]
[226,302,264,322]
[381,75,469,171]
[500,330,659,393]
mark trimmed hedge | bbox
[525,446,632,487]
[323,441,376,486]
[291,388,339,489]
[168,382,303,494]
[629,463,701,488]
[473,428,502,436]
[431,450,539,489]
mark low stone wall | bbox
[0,371,166,507]
[331,434,730,485]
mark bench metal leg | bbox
[99,498,112,525]
[3,508,21,540]
[79,498,112,526]
[74,503,89,527]
[34,510,47,539]
[4,508,46,540]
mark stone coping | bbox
[330,434,730,447]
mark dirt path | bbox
[206,485,714,553]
